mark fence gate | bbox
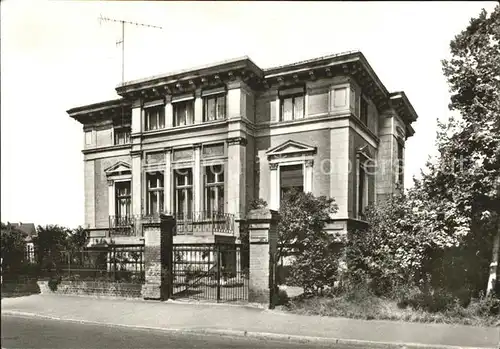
[172,243,248,302]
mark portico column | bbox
[164,148,172,213]
[304,159,314,193]
[107,180,115,218]
[269,163,279,210]
[132,151,142,216]
[227,137,247,218]
[193,143,202,213]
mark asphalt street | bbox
[1,314,356,349]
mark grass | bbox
[282,287,500,327]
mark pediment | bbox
[356,145,374,160]
[266,140,317,159]
[104,161,131,176]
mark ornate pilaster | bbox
[304,159,314,193]
[164,147,172,213]
[131,151,142,216]
[269,162,279,210]
[108,180,115,218]
[227,137,247,219]
[193,143,202,213]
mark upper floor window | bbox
[114,128,130,145]
[203,94,226,121]
[280,94,304,121]
[360,96,368,126]
[145,106,165,131]
[174,100,194,127]
[146,172,164,216]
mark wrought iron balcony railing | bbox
[108,211,235,237]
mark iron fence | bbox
[57,244,145,283]
[172,243,248,302]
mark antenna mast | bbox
[98,15,163,83]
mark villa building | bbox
[67,51,418,245]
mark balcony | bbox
[108,211,235,237]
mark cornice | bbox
[82,143,131,155]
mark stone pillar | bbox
[193,143,202,213]
[227,137,247,218]
[269,163,279,210]
[304,159,314,193]
[141,214,175,300]
[131,151,142,216]
[131,102,142,134]
[194,89,203,124]
[164,147,172,213]
[165,96,173,128]
[246,208,280,307]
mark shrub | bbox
[48,276,61,291]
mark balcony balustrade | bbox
[108,211,234,237]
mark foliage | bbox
[277,189,339,295]
[33,225,72,272]
[346,5,500,298]
[438,4,500,294]
[248,198,268,210]
[0,222,28,274]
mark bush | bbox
[48,276,61,291]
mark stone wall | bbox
[37,280,142,298]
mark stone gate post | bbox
[246,208,280,307]
[141,214,175,300]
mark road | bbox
[1,314,352,349]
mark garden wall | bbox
[37,280,142,298]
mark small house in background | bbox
[9,222,37,263]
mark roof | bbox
[9,222,37,242]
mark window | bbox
[358,163,367,219]
[145,106,165,131]
[114,128,130,145]
[397,141,404,184]
[173,100,194,127]
[203,94,226,121]
[280,94,304,121]
[115,181,131,221]
[205,165,224,214]
[146,172,164,216]
[280,164,304,199]
[175,168,193,219]
[360,97,368,126]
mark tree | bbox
[277,189,338,294]
[1,222,27,275]
[440,5,500,295]
[33,225,72,272]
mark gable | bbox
[104,161,131,177]
[266,140,317,159]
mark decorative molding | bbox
[269,163,279,170]
[164,146,173,153]
[193,143,202,149]
[227,137,247,146]
[107,180,114,187]
[104,161,132,177]
[305,159,314,167]
[131,150,142,157]
[356,145,374,161]
[266,139,317,160]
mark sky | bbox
[1,1,498,228]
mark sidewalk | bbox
[2,294,499,348]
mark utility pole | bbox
[98,15,163,84]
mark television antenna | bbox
[98,15,163,84]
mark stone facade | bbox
[68,51,418,242]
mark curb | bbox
[2,310,494,349]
